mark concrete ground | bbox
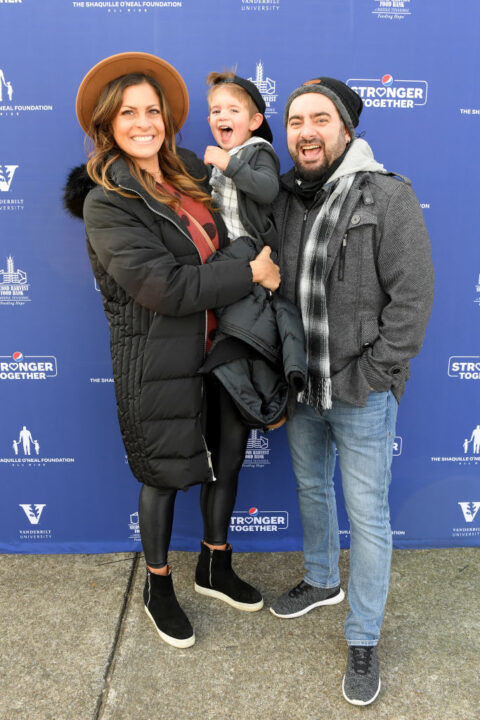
[0,548,478,720]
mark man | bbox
[270,78,434,706]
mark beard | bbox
[291,130,348,181]
[293,154,329,181]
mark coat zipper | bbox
[293,208,310,303]
[204,441,216,482]
[119,183,215,481]
[338,234,347,281]
[209,549,213,587]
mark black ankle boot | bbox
[194,543,263,612]
[144,568,195,648]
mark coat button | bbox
[351,214,361,225]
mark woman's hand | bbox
[250,246,281,291]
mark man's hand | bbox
[204,146,230,172]
[250,246,281,291]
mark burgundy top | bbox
[161,183,219,351]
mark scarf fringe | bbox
[300,377,332,412]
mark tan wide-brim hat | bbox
[75,51,189,135]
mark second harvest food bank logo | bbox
[248,61,277,117]
[243,429,271,468]
[372,0,411,20]
[475,274,480,307]
[347,74,428,109]
[0,256,30,305]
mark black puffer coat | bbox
[64,151,253,490]
[200,236,307,428]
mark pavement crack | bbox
[93,552,141,720]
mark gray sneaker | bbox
[342,646,381,706]
[269,580,344,618]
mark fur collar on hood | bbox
[63,164,95,220]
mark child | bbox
[205,71,280,247]
[201,72,303,433]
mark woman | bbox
[69,52,280,649]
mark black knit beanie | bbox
[283,77,363,137]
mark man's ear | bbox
[249,112,263,132]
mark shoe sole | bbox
[342,675,381,706]
[269,588,345,618]
[144,606,195,649]
[194,583,264,612]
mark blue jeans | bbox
[286,391,398,646]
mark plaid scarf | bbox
[298,173,355,411]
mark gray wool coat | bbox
[273,157,434,408]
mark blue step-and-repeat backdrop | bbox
[1,0,479,554]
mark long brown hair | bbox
[86,73,214,210]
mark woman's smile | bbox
[111,82,165,174]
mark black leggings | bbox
[138,377,250,568]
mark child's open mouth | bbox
[219,125,233,144]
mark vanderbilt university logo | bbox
[0,165,18,192]
[458,502,480,523]
[19,504,46,525]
